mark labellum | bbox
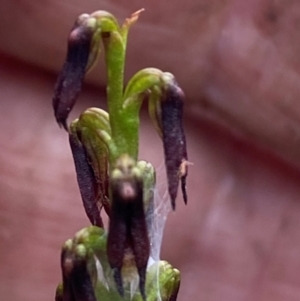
[107,156,149,300]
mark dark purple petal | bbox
[106,189,127,297]
[69,131,103,227]
[53,24,93,130]
[108,175,149,300]
[161,80,188,210]
[60,248,76,301]
[61,246,97,301]
[70,257,97,301]
[130,195,149,301]
[180,169,188,205]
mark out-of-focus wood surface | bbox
[2,0,300,166]
[1,58,300,301]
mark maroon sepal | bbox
[61,248,97,301]
[69,132,103,227]
[161,80,188,210]
[107,176,149,300]
[53,24,93,130]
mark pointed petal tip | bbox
[112,268,124,297]
[171,198,176,211]
[180,159,192,206]
[57,118,69,132]
[181,176,188,205]
[137,266,147,301]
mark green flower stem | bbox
[84,11,132,164]
[102,30,131,162]
[92,11,144,164]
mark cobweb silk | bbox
[148,162,172,301]
[149,162,171,261]
[126,162,171,300]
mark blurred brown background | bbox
[1,1,300,301]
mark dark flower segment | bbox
[69,128,104,228]
[161,81,188,210]
[108,156,149,300]
[53,21,93,130]
[52,9,188,301]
